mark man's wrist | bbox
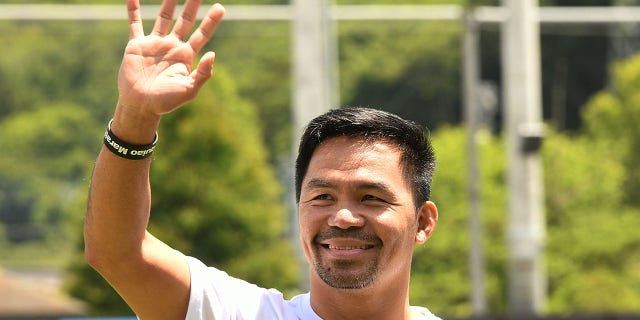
[111,102,161,144]
[103,119,158,160]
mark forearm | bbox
[84,111,192,319]
[84,108,160,266]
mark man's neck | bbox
[309,274,415,320]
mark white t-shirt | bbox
[184,256,442,320]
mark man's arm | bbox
[83,1,224,319]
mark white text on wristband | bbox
[103,120,158,160]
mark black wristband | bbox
[103,119,158,160]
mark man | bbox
[84,0,441,319]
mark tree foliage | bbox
[0,20,124,120]
[583,54,640,206]
[151,68,299,291]
[339,20,463,131]
[412,124,640,317]
[209,20,292,159]
[543,131,640,313]
[0,104,98,244]
[411,127,508,316]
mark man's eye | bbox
[313,194,332,201]
[362,195,383,202]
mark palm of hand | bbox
[118,35,198,116]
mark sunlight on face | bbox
[299,137,422,291]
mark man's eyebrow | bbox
[358,181,394,194]
[305,178,394,194]
[305,178,333,189]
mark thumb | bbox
[191,51,217,91]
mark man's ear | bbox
[415,201,438,244]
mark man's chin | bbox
[314,262,378,290]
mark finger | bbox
[171,0,202,41]
[151,0,179,36]
[188,3,225,53]
[127,0,144,39]
[190,51,217,93]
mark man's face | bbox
[298,136,436,290]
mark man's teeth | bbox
[328,245,368,250]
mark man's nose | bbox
[328,208,365,229]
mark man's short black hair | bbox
[295,107,436,209]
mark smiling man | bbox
[293,109,440,320]
[84,0,441,319]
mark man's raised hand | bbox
[117,0,225,118]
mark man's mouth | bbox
[325,244,374,250]
[314,227,382,247]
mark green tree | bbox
[543,131,640,313]
[0,103,98,269]
[152,68,299,292]
[411,127,507,316]
[209,20,292,160]
[542,53,640,313]
[583,53,640,206]
[0,20,125,120]
[410,124,640,317]
[339,20,462,131]
[66,67,299,315]
[0,104,98,244]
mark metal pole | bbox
[292,0,334,138]
[291,0,334,291]
[462,10,488,317]
[501,0,546,315]
[5,4,640,24]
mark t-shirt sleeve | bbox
[184,255,289,320]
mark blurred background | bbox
[1,0,640,319]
